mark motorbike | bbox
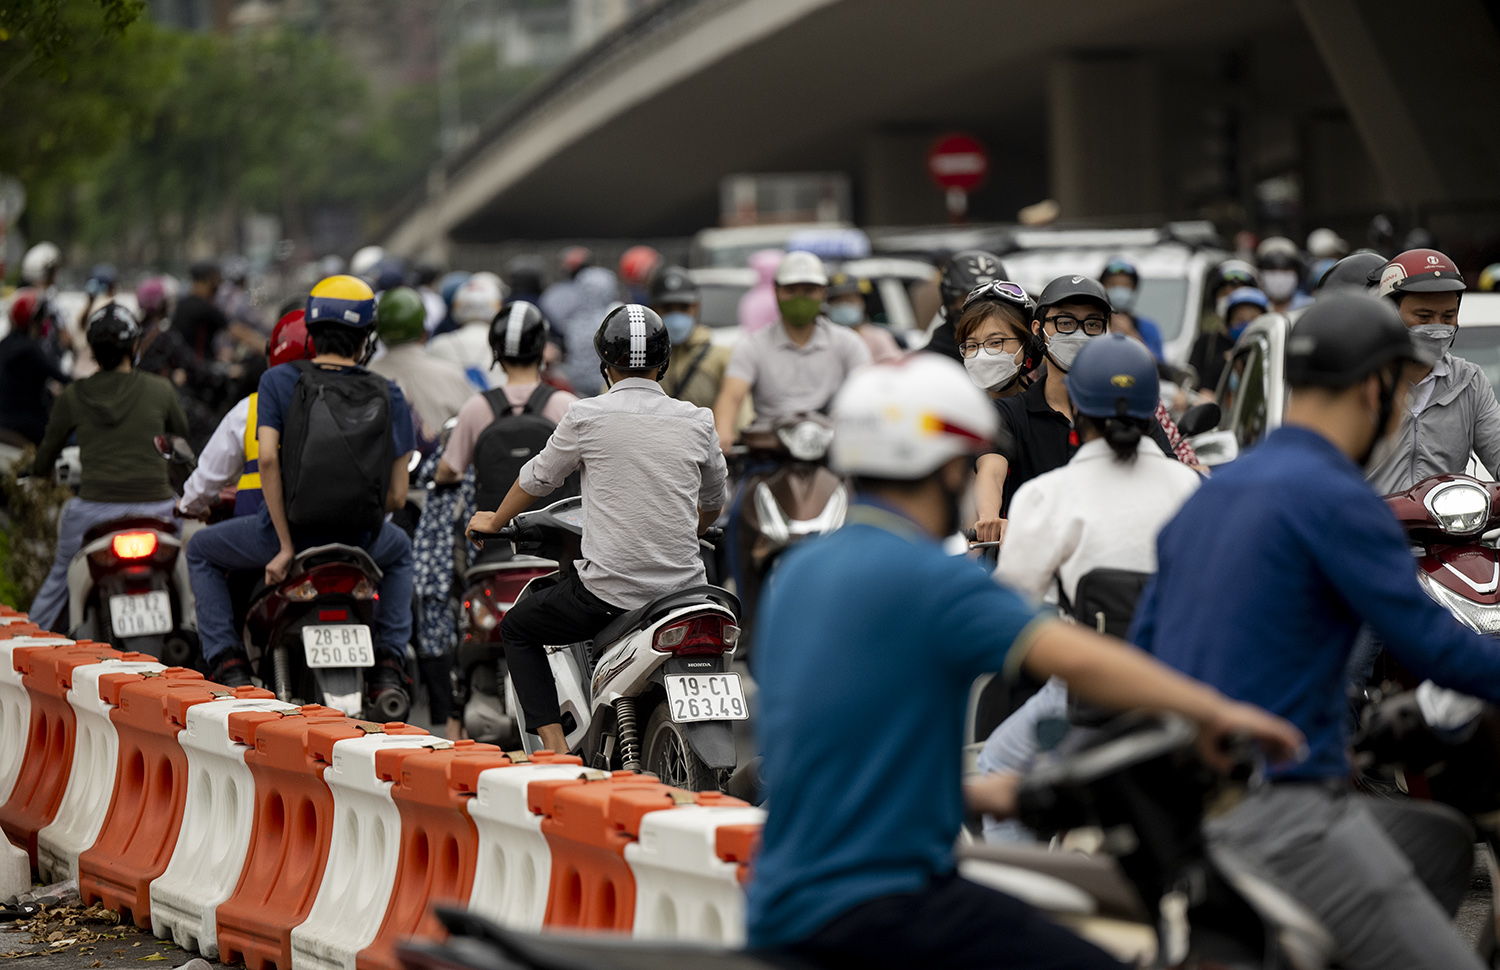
[730,413,848,633]
[476,495,745,791]
[454,549,557,746]
[1385,472,1500,636]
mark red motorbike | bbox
[1385,473,1500,632]
[453,552,557,744]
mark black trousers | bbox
[499,571,624,730]
[779,874,1126,970]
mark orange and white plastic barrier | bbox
[0,608,770,959]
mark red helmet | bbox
[618,245,662,287]
[268,309,311,367]
[7,288,40,330]
[1377,248,1467,299]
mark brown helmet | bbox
[1377,249,1466,300]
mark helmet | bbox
[86,302,141,349]
[1306,228,1348,259]
[1480,264,1500,293]
[560,246,594,276]
[826,272,871,300]
[306,274,377,328]
[939,250,1007,308]
[21,242,60,284]
[505,256,547,296]
[618,245,662,288]
[373,259,407,293]
[1285,293,1423,389]
[1034,274,1113,321]
[1210,259,1258,293]
[268,310,311,367]
[376,286,426,345]
[1257,236,1302,270]
[87,263,118,293]
[451,272,505,325]
[1065,333,1160,420]
[1316,252,1386,293]
[349,245,385,279]
[1377,249,1466,299]
[595,304,671,374]
[438,271,472,308]
[489,301,549,364]
[7,288,41,330]
[651,266,700,306]
[1099,256,1139,284]
[135,277,169,316]
[1224,287,1270,317]
[775,250,828,287]
[830,355,998,480]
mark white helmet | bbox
[775,250,829,287]
[830,355,998,480]
[451,271,505,325]
[349,245,386,279]
[21,242,60,284]
[1306,228,1347,260]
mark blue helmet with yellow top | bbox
[306,275,377,329]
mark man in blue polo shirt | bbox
[1132,293,1500,970]
[748,355,1304,968]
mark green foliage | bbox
[0,0,145,75]
[0,450,71,611]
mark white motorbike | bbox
[475,496,745,791]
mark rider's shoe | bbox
[208,650,254,689]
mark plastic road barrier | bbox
[80,676,274,927]
[0,636,72,807]
[465,754,592,931]
[290,731,453,970]
[36,657,170,881]
[355,741,514,970]
[624,800,765,945]
[216,710,428,970]
[149,695,298,959]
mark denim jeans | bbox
[29,497,179,631]
[186,513,413,663]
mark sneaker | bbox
[208,651,254,689]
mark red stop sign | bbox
[926,134,990,192]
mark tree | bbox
[0,0,146,76]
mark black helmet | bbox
[1034,275,1113,322]
[595,304,671,376]
[1285,293,1423,389]
[940,251,1008,308]
[86,302,142,349]
[650,266,700,307]
[1316,252,1386,293]
[489,301,549,365]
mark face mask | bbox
[1046,331,1095,372]
[964,349,1020,392]
[779,296,821,327]
[1228,321,1249,343]
[1261,269,1300,303]
[1409,323,1456,362]
[1106,286,1136,314]
[662,311,695,345]
[827,303,863,327]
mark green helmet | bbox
[376,286,426,345]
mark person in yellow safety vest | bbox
[176,309,312,519]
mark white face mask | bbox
[1261,269,1300,303]
[1046,331,1094,371]
[964,349,1021,392]
[1409,323,1456,362]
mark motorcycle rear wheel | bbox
[642,703,717,792]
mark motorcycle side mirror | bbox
[155,434,196,465]
[1177,402,1221,438]
[408,450,422,474]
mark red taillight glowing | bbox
[112,532,158,559]
[652,613,740,656]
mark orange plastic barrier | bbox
[0,623,51,640]
[354,740,517,970]
[78,671,274,927]
[713,823,762,886]
[215,708,427,970]
[0,642,128,867]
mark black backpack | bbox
[1057,568,1152,639]
[280,360,395,537]
[472,384,579,512]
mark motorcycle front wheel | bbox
[641,703,717,792]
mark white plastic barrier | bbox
[466,763,601,930]
[290,733,452,970]
[37,659,166,881]
[0,637,72,805]
[149,696,296,958]
[625,805,765,946]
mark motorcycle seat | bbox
[591,585,741,649]
[82,516,177,544]
[957,842,1148,922]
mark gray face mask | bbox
[1409,323,1456,363]
[1046,331,1095,371]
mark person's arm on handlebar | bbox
[972,454,1008,545]
[467,479,542,542]
[697,507,721,535]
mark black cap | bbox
[1034,275,1113,321]
[650,266,700,307]
[826,272,869,300]
[1285,293,1424,389]
[489,301,550,364]
[1316,252,1386,293]
[595,304,671,374]
[86,303,142,348]
[940,251,1007,307]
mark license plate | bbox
[301,625,375,668]
[664,673,748,723]
[109,591,172,637]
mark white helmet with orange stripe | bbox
[830,355,998,480]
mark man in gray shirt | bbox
[467,305,727,755]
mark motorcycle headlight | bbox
[777,421,834,462]
[1418,572,1500,634]
[1425,481,1490,536]
[754,481,790,547]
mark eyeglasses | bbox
[962,280,1031,313]
[959,335,1024,359]
[1045,313,1109,336]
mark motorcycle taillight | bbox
[652,613,740,656]
[283,563,377,602]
